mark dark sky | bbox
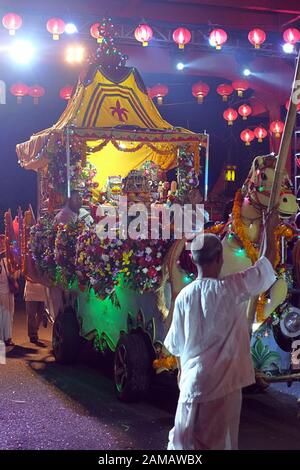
[0,54,270,231]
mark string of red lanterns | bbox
[2,13,300,53]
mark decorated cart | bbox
[14,20,300,401]
[15,19,208,401]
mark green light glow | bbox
[258,186,264,192]
[235,248,246,257]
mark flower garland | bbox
[232,189,294,321]
[55,220,85,288]
[29,216,57,283]
[76,228,125,299]
[177,146,199,199]
[153,355,177,371]
[47,143,98,198]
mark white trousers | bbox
[0,293,14,341]
[168,389,242,450]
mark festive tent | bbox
[16,64,206,189]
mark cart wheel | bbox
[52,307,80,364]
[114,332,153,402]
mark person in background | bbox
[54,189,93,225]
[0,235,15,347]
[24,279,47,345]
[187,188,209,231]
[164,209,279,450]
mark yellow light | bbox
[65,45,85,63]
[225,166,236,182]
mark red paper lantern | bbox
[10,83,29,104]
[173,27,191,49]
[254,126,268,142]
[28,85,45,105]
[216,83,233,102]
[248,28,266,49]
[135,24,153,47]
[60,85,73,101]
[147,87,155,99]
[232,79,249,97]
[285,99,300,112]
[192,82,210,104]
[46,18,65,40]
[238,104,252,120]
[270,120,284,138]
[283,28,300,45]
[240,129,255,146]
[209,28,228,50]
[90,23,103,43]
[150,84,169,105]
[2,12,22,35]
[223,108,238,125]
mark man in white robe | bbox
[0,236,15,346]
[164,210,279,450]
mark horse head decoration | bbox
[239,155,297,242]
[160,154,298,331]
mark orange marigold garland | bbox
[232,189,294,322]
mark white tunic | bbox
[0,258,15,341]
[164,256,276,403]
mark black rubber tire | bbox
[114,332,153,402]
[52,307,80,364]
[272,322,293,352]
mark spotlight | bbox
[243,68,251,77]
[176,62,185,70]
[65,45,85,63]
[10,39,35,64]
[65,23,78,34]
[282,43,295,54]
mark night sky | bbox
[0,47,270,232]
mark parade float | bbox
[12,18,300,400]
[14,19,207,401]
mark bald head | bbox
[191,233,223,266]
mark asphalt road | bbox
[1,306,300,450]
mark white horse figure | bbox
[221,154,298,318]
[160,154,298,328]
